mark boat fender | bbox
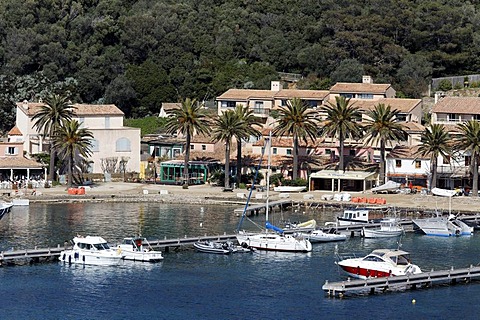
[356,266,360,275]
[74,252,79,260]
[82,255,85,263]
[117,248,122,255]
[68,255,71,264]
[62,253,65,261]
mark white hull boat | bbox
[0,202,13,220]
[117,237,163,262]
[361,219,404,238]
[413,216,473,237]
[236,230,312,252]
[335,207,387,226]
[337,249,422,279]
[193,240,235,254]
[371,180,401,194]
[301,230,346,243]
[431,187,457,197]
[59,236,123,266]
[273,186,306,192]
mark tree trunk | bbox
[183,133,191,189]
[431,158,437,190]
[225,140,230,188]
[472,155,479,197]
[380,140,386,184]
[236,139,242,186]
[339,135,345,172]
[49,141,56,182]
[293,135,298,180]
[67,153,73,188]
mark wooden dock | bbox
[323,265,480,297]
[234,199,293,216]
[0,234,237,265]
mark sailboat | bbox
[235,133,312,253]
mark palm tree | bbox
[363,103,407,184]
[455,120,480,197]
[234,106,262,186]
[52,120,93,188]
[165,98,209,188]
[416,124,451,190]
[211,110,245,189]
[320,96,362,172]
[32,94,74,182]
[272,98,318,180]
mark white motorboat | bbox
[413,215,473,237]
[361,219,404,238]
[301,229,346,243]
[193,240,235,254]
[336,249,422,279]
[273,186,306,192]
[0,201,13,220]
[335,207,387,226]
[117,237,164,262]
[431,187,457,197]
[371,180,401,194]
[59,236,123,266]
[283,219,317,232]
[236,132,312,253]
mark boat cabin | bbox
[73,236,111,250]
[337,207,386,225]
[369,249,410,266]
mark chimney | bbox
[271,81,281,91]
[362,75,373,84]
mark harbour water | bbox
[1,203,480,319]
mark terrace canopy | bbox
[309,170,377,192]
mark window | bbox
[357,93,373,99]
[202,145,206,151]
[115,138,131,152]
[443,156,450,165]
[325,149,331,154]
[340,93,354,99]
[415,160,421,169]
[448,113,459,122]
[105,116,110,128]
[6,147,18,155]
[349,149,356,156]
[306,100,317,107]
[396,114,407,122]
[190,145,194,150]
[173,149,181,157]
[474,114,480,121]
[286,149,292,155]
[90,139,99,152]
[253,101,264,114]
[272,148,278,155]
[221,101,236,109]
[465,156,471,166]
[395,160,401,168]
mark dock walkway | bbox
[234,199,292,216]
[323,265,480,297]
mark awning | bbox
[310,170,377,180]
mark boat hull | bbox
[120,250,164,262]
[362,229,403,238]
[59,249,123,266]
[193,242,232,254]
[236,232,312,252]
[303,230,346,243]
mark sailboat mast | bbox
[266,131,272,226]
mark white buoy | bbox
[412,299,416,304]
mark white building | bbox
[15,101,140,174]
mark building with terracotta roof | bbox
[158,102,182,118]
[329,75,396,100]
[15,100,140,175]
[0,137,45,183]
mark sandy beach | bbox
[7,181,479,215]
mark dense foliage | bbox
[1,0,479,133]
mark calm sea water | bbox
[1,203,480,319]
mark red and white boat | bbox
[336,249,422,279]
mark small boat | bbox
[59,235,123,266]
[431,187,457,197]
[301,229,346,243]
[283,219,317,232]
[413,214,473,237]
[273,186,306,192]
[117,237,164,262]
[336,248,422,279]
[0,201,13,220]
[371,180,401,194]
[361,219,404,238]
[193,240,235,254]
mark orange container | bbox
[368,198,376,204]
[352,197,359,203]
[358,197,367,203]
[67,188,76,195]
[77,187,85,195]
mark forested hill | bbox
[1,0,479,132]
